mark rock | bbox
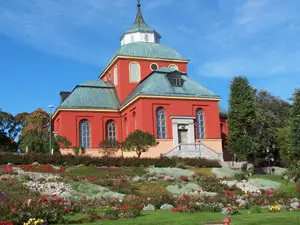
[160,204,174,210]
[163,176,175,181]
[132,176,145,182]
[143,204,155,211]
[148,177,158,181]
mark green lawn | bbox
[188,168,212,175]
[251,174,298,196]
[67,211,300,225]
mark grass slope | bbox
[252,174,297,196]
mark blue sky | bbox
[0,0,300,115]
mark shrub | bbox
[0,153,221,168]
[249,205,263,213]
[233,173,248,181]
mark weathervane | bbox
[137,0,141,7]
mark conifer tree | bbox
[291,88,300,159]
[228,76,258,161]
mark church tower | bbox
[120,0,161,45]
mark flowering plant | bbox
[19,164,65,174]
[0,166,15,173]
[106,196,144,219]
[23,218,47,225]
[268,202,281,212]
[0,221,13,225]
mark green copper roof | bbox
[118,42,185,59]
[121,1,159,37]
[78,80,114,88]
[102,42,187,74]
[59,81,120,109]
[122,67,220,106]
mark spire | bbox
[120,0,161,45]
[133,0,147,27]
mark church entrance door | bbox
[178,129,188,144]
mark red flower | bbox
[51,194,57,198]
[171,207,177,212]
[82,196,87,200]
[87,177,96,182]
[120,177,126,183]
[197,190,201,195]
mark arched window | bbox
[145,34,149,42]
[124,118,128,137]
[79,120,90,148]
[129,62,141,82]
[133,112,137,130]
[114,66,118,86]
[156,107,166,139]
[106,120,116,141]
[196,109,205,138]
[169,64,178,70]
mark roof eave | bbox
[98,55,190,79]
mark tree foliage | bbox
[123,130,157,158]
[0,110,28,151]
[255,90,290,161]
[228,76,258,161]
[19,108,50,153]
[291,88,300,159]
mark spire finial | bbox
[137,0,141,8]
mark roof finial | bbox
[137,0,141,8]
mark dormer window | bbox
[172,76,181,87]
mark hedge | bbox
[0,153,221,168]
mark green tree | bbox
[255,90,290,162]
[228,76,258,161]
[291,88,300,159]
[19,108,50,153]
[0,110,28,151]
[123,130,157,158]
[277,121,292,158]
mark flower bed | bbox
[19,164,65,174]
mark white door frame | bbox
[170,116,195,147]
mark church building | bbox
[52,1,228,160]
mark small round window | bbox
[151,63,158,71]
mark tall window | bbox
[114,66,118,86]
[130,62,141,82]
[133,112,137,130]
[124,118,128,137]
[79,120,90,148]
[156,107,166,139]
[196,109,205,138]
[145,34,149,42]
[106,120,116,141]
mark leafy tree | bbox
[291,88,300,159]
[0,110,28,151]
[228,76,258,161]
[255,90,290,162]
[277,121,292,158]
[123,130,157,158]
[20,108,50,153]
[99,139,122,157]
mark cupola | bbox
[120,0,161,46]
